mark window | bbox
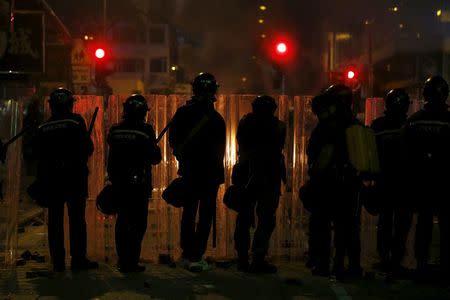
[115,59,145,73]
[112,26,146,44]
[149,26,166,44]
[112,27,134,43]
[149,57,167,73]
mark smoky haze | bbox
[171,0,387,93]
[47,0,442,94]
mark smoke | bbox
[173,0,259,93]
[47,0,440,94]
[174,0,185,18]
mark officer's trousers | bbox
[180,184,219,262]
[234,189,280,262]
[415,209,450,277]
[115,188,149,268]
[48,197,87,266]
[333,189,362,272]
[377,205,412,266]
[308,211,332,270]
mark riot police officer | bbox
[303,93,340,276]
[403,76,450,282]
[0,139,5,163]
[32,88,97,272]
[107,94,161,273]
[169,72,226,272]
[0,139,6,199]
[233,95,286,273]
[308,85,363,278]
[371,89,412,274]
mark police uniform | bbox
[307,89,363,278]
[34,112,94,270]
[233,101,286,272]
[403,103,450,279]
[0,139,5,198]
[371,113,412,272]
[0,140,5,163]
[107,114,161,272]
[169,97,226,264]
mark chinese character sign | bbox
[0,11,44,73]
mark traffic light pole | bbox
[281,73,286,95]
[103,0,107,39]
[367,23,374,97]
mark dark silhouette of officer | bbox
[0,139,5,163]
[169,72,226,272]
[23,95,44,176]
[307,85,363,279]
[0,139,5,199]
[403,76,450,282]
[107,94,161,273]
[303,93,339,276]
[371,89,412,274]
[233,95,286,273]
[32,88,97,272]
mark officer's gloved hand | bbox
[362,180,376,188]
[358,171,376,187]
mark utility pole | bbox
[103,0,107,39]
[368,24,374,97]
[281,73,286,95]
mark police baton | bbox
[88,107,99,136]
[4,126,33,148]
[156,119,173,144]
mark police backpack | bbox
[345,124,380,175]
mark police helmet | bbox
[123,94,149,121]
[311,94,337,121]
[192,72,219,98]
[48,88,75,115]
[324,84,353,108]
[385,88,410,115]
[252,95,277,115]
[423,75,449,104]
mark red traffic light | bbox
[95,48,105,59]
[276,42,287,54]
[347,70,355,79]
[264,35,295,64]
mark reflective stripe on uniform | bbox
[409,120,450,128]
[39,119,80,129]
[111,129,150,139]
[374,129,401,137]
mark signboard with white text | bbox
[0,11,44,73]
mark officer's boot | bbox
[71,257,99,271]
[249,255,277,274]
[237,252,250,272]
[52,257,66,272]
